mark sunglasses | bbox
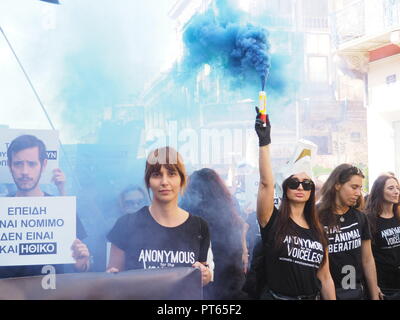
[287,178,314,191]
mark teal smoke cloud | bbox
[181,10,271,90]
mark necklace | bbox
[336,206,348,223]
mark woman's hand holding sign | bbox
[71,239,90,272]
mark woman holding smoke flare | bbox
[254,108,336,300]
[365,173,400,300]
[106,147,212,286]
[317,164,380,299]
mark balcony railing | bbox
[302,16,329,31]
[262,14,295,30]
[331,0,400,47]
[260,14,329,32]
[383,0,400,28]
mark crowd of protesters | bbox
[1,111,399,301]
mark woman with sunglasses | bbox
[255,109,335,300]
[365,173,400,299]
[317,164,380,299]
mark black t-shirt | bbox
[371,216,400,288]
[107,206,210,270]
[0,192,87,279]
[323,207,371,288]
[260,207,325,296]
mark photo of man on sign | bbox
[0,134,90,278]
[0,128,60,186]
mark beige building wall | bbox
[367,54,400,185]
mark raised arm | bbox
[255,108,275,228]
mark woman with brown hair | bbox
[106,147,212,286]
[317,164,380,299]
[365,173,400,299]
[255,109,335,300]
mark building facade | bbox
[331,0,400,187]
[140,0,370,189]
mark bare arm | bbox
[241,222,249,273]
[361,240,379,300]
[254,108,274,228]
[256,145,275,228]
[317,250,336,300]
[106,243,125,272]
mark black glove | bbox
[255,106,271,147]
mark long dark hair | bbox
[275,175,328,265]
[365,174,400,236]
[181,168,243,231]
[318,164,365,228]
[181,168,245,299]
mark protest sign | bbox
[0,196,76,266]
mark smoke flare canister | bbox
[258,91,267,127]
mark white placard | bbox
[0,196,76,266]
[0,128,59,184]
